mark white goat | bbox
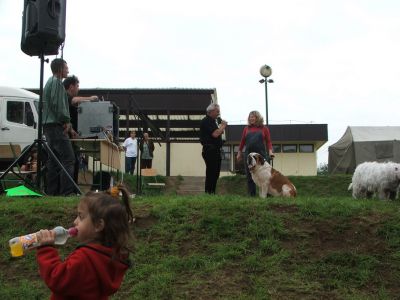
[348,161,400,200]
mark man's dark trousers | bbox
[44,124,76,196]
[202,145,221,194]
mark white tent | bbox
[328,126,400,174]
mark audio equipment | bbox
[21,0,66,56]
[78,101,120,140]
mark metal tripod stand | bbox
[0,53,81,195]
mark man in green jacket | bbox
[42,58,76,196]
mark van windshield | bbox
[34,100,39,111]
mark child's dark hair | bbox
[80,185,133,255]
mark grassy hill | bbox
[1,175,400,299]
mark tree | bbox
[317,162,328,175]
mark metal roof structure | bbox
[27,88,327,147]
[226,124,328,149]
[29,87,217,142]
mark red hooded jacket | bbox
[36,243,130,300]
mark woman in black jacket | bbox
[139,132,155,169]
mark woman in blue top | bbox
[236,111,274,196]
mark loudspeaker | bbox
[21,0,66,56]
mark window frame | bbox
[282,144,298,153]
[6,101,24,124]
[272,144,281,153]
[299,144,314,153]
[220,145,231,171]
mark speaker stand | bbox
[0,53,81,195]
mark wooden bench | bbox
[0,144,21,160]
[141,168,165,188]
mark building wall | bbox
[123,143,205,176]
[151,142,167,175]
[272,152,317,176]
[120,142,317,176]
[153,143,206,176]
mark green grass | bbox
[218,173,353,198]
[1,175,400,299]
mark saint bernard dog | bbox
[247,152,297,198]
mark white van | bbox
[0,86,39,169]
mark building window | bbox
[233,145,240,154]
[7,101,24,124]
[299,144,314,153]
[272,144,281,153]
[221,145,231,171]
[233,145,245,174]
[282,144,297,153]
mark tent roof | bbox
[349,126,400,142]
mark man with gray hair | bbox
[200,103,227,194]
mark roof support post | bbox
[166,110,171,176]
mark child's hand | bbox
[38,229,56,246]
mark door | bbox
[0,99,37,150]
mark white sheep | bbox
[348,161,400,200]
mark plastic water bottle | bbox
[9,226,78,257]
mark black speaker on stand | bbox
[21,0,66,57]
[0,0,81,195]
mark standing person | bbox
[36,185,133,299]
[42,58,76,196]
[139,132,155,169]
[199,103,227,194]
[123,131,138,174]
[236,110,274,197]
[63,75,98,183]
[63,75,98,133]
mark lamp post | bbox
[259,65,274,126]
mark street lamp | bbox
[259,65,274,126]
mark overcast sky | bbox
[1,0,399,165]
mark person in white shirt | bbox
[122,131,138,175]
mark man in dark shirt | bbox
[63,75,98,133]
[63,75,98,183]
[199,103,227,194]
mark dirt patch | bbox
[133,204,153,218]
[179,266,250,299]
[132,204,157,229]
[163,176,182,195]
[282,213,389,259]
[134,215,158,229]
[179,239,196,256]
[268,203,300,214]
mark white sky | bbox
[1,0,400,165]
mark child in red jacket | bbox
[36,186,134,300]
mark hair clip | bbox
[109,186,120,199]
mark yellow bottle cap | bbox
[10,242,24,257]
